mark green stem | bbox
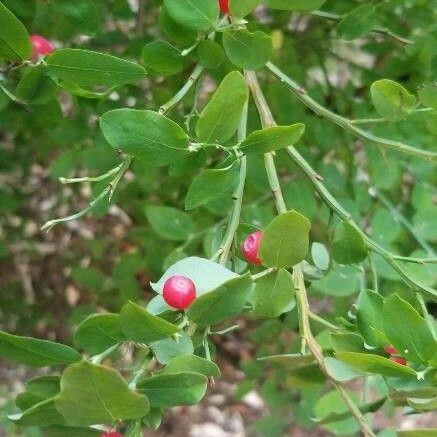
[285,146,437,299]
[41,156,132,231]
[369,187,435,256]
[251,267,277,282]
[309,10,413,45]
[351,108,433,125]
[59,162,124,184]
[159,64,204,115]
[308,312,341,331]
[247,70,380,436]
[91,344,119,364]
[217,104,248,265]
[267,62,437,162]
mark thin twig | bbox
[246,70,375,437]
[266,62,437,162]
[309,10,414,45]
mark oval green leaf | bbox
[259,210,311,268]
[196,71,248,143]
[100,109,189,166]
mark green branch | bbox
[309,10,414,45]
[267,62,437,162]
[285,146,437,300]
[159,64,204,115]
[245,70,376,437]
[41,156,132,232]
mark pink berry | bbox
[384,345,397,355]
[390,356,407,366]
[163,275,196,309]
[219,0,230,14]
[242,230,263,265]
[30,35,54,58]
[101,432,123,437]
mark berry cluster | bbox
[162,231,263,310]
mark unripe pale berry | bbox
[219,0,230,15]
[101,432,123,437]
[163,275,196,309]
[242,230,263,265]
[30,35,54,58]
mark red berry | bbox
[30,35,54,58]
[101,432,123,437]
[390,356,407,366]
[384,345,397,355]
[219,0,230,14]
[163,275,196,309]
[242,230,263,265]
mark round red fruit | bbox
[242,230,263,265]
[390,356,407,366]
[219,0,230,15]
[30,35,54,57]
[101,432,123,437]
[163,275,196,309]
[384,345,397,355]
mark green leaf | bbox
[137,372,208,407]
[100,109,189,165]
[196,71,248,143]
[418,84,437,110]
[197,40,225,69]
[15,375,60,411]
[159,5,197,46]
[229,0,260,17]
[120,301,180,344]
[332,221,367,265]
[55,361,150,426]
[330,332,365,353]
[150,256,239,296]
[313,395,386,425]
[252,268,295,318]
[311,264,360,296]
[51,0,101,35]
[335,352,417,378]
[15,65,56,105]
[223,30,272,70]
[9,398,65,427]
[151,332,194,364]
[0,330,81,367]
[187,274,253,326]
[142,41,183,76]
[313,389,359,435]
[0,1,31,61]
[45,426,101,437]
[356,289,388,347]
[185,162,240,210]
[311,242,330,270]
[259,210,311,268]
[324,357,366,382]
[146,205,194,241]
[46,49,146,88]
[74,313,125,355]
[337,5,377,41]
[240,124,305,155]
[162,354,221,377]
[258,353,316,369]
[383,294,436,365]
[163,0,219,32]
[264,0,326,11]
[370,79,417,121]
